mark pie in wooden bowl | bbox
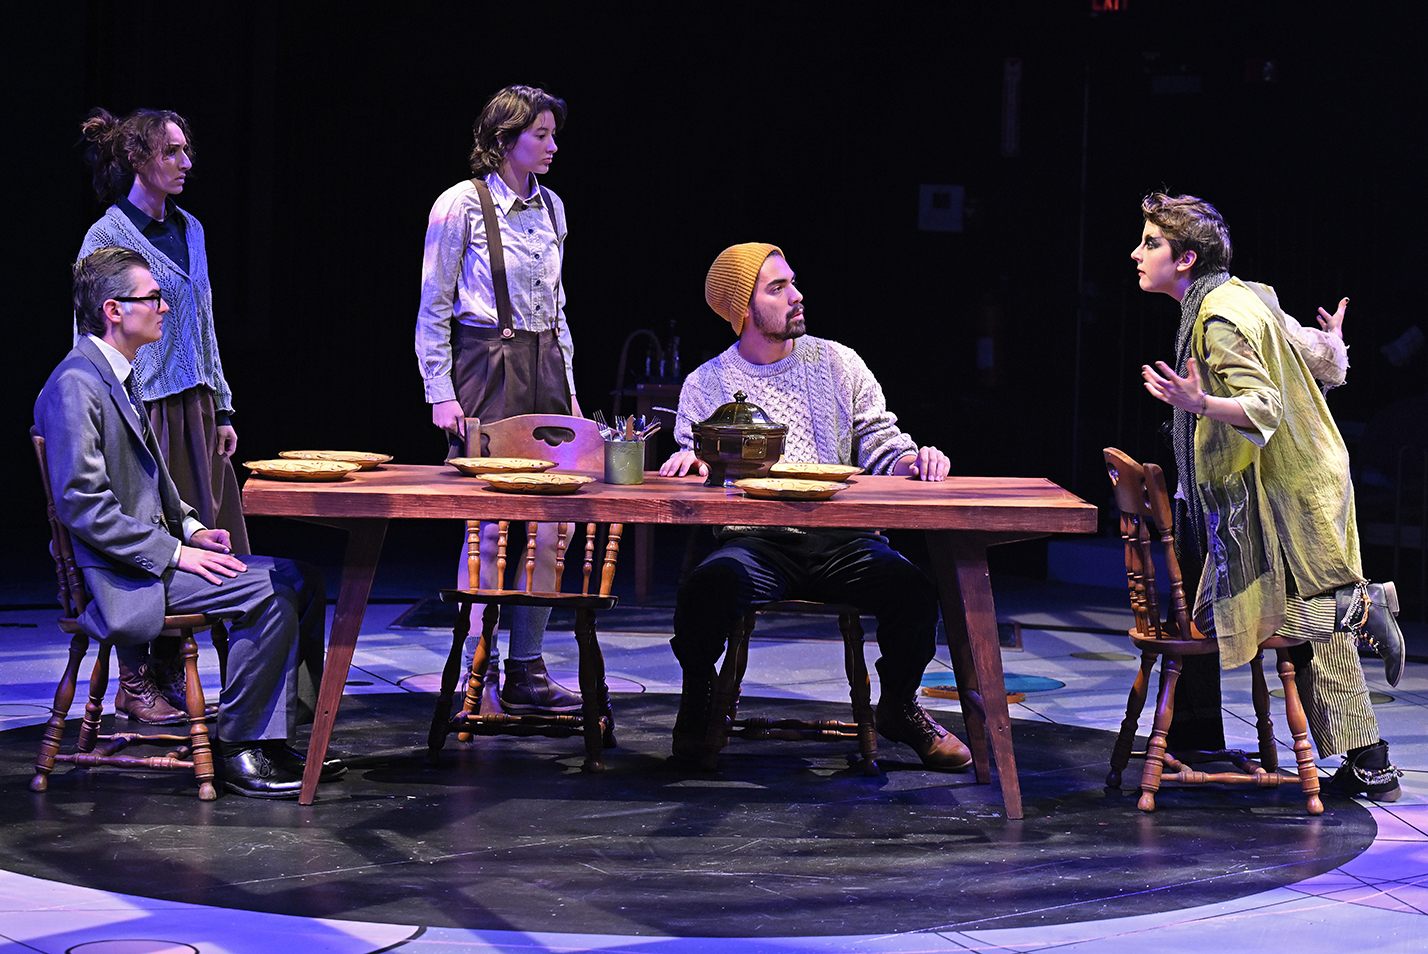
[478,472,595,495]
[767,462,862,481]
[733,478,850,501]
[279,450,393,470]
[448,457,557,476]
[243,459,361,481]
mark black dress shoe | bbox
[270,744,347,782]
[216,743,304,799]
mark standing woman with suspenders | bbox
[415,86,583,714]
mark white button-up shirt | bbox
[415,172,574,404]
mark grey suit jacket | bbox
[34,336,198,644]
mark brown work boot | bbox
[149,640,219,720]
[500,656,583,714]
[876,694,973,771]
[115,662,189,725]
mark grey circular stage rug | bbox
[0,692,1373,937]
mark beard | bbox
[751,303,806,343]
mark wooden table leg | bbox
[925,529,1023,820]
[299,518,388,805]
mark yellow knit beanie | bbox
[704,242,783,336]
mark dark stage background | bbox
[6,2,1426,588]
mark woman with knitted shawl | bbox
[77,107,245,726]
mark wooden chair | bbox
[696,601,879,775]
[29,431,232,801]
[1102,447,1322,814]
[427,414,621,772]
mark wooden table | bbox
[243,465,1096,812]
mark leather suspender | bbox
[472,179,515,339]
[472,177,562,341]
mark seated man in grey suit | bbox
[34,246,341,799]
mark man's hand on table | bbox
[659,449,708,478]
[894,446,950,481]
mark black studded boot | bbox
[1337,581,1406,687]
[1326,740,1403,802]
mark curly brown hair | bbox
[78,107,195,205]
[1140,192,1232,278]
[468,86,566,178]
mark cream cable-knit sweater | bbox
[674,336,916,475]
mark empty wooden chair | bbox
[30,431,232,800]
[427,415,621,771]
[1102,447,1322,814]
[688,601,878,775]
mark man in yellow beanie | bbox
[659,244,968,770]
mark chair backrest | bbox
[468,414,605,470]
[461,416,622,598]
[31,430,88,619]
[1103,447,1201,642]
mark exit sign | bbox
[1092,0,1127,10]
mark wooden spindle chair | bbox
[30,430,233,800]
[1102,447,1322,814]
[427,415,622,772]
[695,601,879,775]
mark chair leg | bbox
[1138,654,1183,812]
[178,632,217,801]
[839,611,878,776]
[1275,648,1324,815]
[76,642,113,754]
[457,605,501,743]
[1249,651,1279,772]
[31,633,90,793]
[429,599,474,761]
[1108,649,1157,788]
[573,608,614,772]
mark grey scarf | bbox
[1171,270,1230,564]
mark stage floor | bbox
[0,575,1424,953]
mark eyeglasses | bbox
[114,292,164,308]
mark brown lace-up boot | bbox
[875,692,973,771]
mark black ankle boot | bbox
[672,667,716,763]
[1326,740,1403,802]
[1337,581,1405,687]
[500,657,582,714]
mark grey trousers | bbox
[165,556,324,743]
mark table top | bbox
[242,464,1097,535]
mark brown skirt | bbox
[149,386,251,555]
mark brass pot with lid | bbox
[692,390,788,487]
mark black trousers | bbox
[671,530,939,695]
